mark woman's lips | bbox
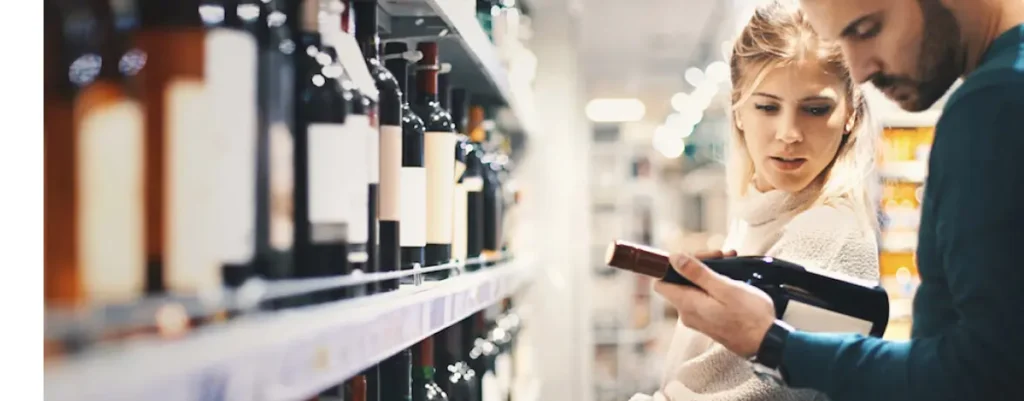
[770,156,806,171]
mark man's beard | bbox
[870,0,963,111]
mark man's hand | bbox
[654,251,777,358]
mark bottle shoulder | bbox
[367,59,401,96]
[401,103,426,133]
[411,103,456,132]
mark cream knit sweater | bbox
[632,186,879,401]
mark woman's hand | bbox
[653,250,777,358]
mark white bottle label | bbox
[463,176,484,192]
[425,131,457,243]
[165,80,221,293]
[207,29,258,264]
[77,98,145,302]
[400,167,427,247]
[308,123,369,243]
[379,124,402,221]
[269,122,295,250]
[782,300,875,335]
[482,372,500,401]
[496,353,513,399]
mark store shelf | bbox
[44,259,536,401]
[379,0,539,136]
[879,161,927,183]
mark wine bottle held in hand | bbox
[606,240,890,337]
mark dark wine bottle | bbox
[253,0,296,285]
[413,337,450,401]
[468,312,500,401]
[353,0,401,292]
[452,94,485,271]
[605,240,890,336]
[136,0,220,295]
[434,324,479,401]
[411,42,457,274]
[199,0,261,288]
[289,0,352,291]
[384,42,427,281]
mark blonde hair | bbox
[726,0,880,233]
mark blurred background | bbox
[42,0,946,400]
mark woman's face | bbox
[736,60,852,193]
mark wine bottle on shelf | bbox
[44,0,146,308]
[327,44,375,286]
[412,42,458,275]
[254,0,297,285]
[199,0,261,288]
[473,115,503,266]
[434,324,479,401]
[384,42,427,282]
[135,0,221,296]
[353,0,401,292]
[605,240,891,336]
[453,93,485,271]
[414,337,450,401]
[288,0,353,294]
[436,67,467,267]
[468,312,500,401]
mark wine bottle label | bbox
[379,124,403,221]
[346,115,378,185]
[207,28,258,264]
[78,99,145,301]
[496,353,512,398]
[463,176,484,192]
[425,131,457,244]
[400,167,427,247]
[781,300,875,335]
[452,184,468,262]
[269,122,295,250]
[308,123,369,244]
[165,80,221,293]
[482,372,500,401]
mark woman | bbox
[635,1,881,400]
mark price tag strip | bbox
[45,260,535,401]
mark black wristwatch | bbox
[749,319,794,384]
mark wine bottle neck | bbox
[384,58,410,102]
[139,0,204,27]
[353,1,380,60]
[416,67,438,104]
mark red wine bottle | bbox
[45,0,147,307]
[136,0,222,295]
[353,0,401,293]
[289,0,353,292]
[605,240,890,336]
[412,42,457,274]
[252,0,296,284]
[384,42,427,280]
[414,336,450,401]
[434,324,479,401]
[451,93,485,270]
[200,0,261,288]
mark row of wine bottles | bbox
[320,302,524,401]
[43,0,519,308]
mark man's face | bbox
[799,0,963,111]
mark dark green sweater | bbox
[780,25,1024,401]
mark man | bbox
[655,0,1024,400]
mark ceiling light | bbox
[670,92,690,113]
[684,67,705,87]
[585,98,646,122]
[706,61,730,84]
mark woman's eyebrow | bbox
[752,92,782,100]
